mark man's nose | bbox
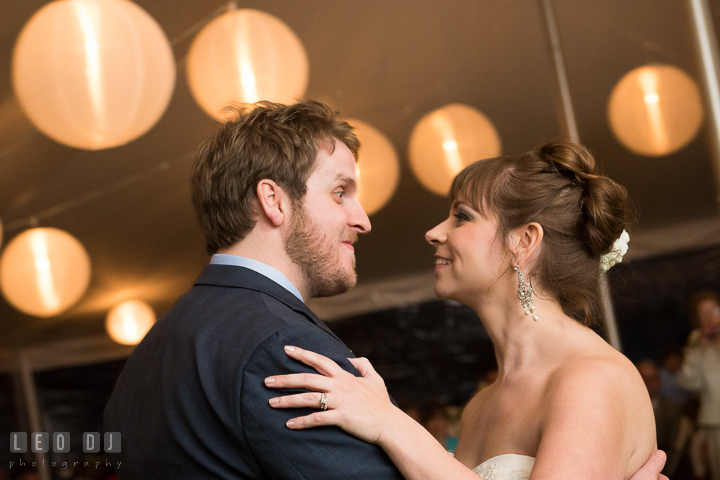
[350,203,371,234]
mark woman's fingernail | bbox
[285,346,296,352]
[269,398,279,405]
[286,420,295,427]
[265,377,275,384]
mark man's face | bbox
[285,141,371,298]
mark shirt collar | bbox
[209,254,304,302]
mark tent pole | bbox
[18,351,51,480]
[540,0,579,144]
[540,0,623,351]
[688,0,720,204]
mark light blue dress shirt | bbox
[210,254,304,303]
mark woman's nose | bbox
[425,222,447,245]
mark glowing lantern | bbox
[409,104,501,196]
[186,8,309,122]
[0,228,91,317]
[608,64,704,157]
[106,299,156,345]
[12,0,176,150]
[345,119,400,215]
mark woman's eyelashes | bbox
[453,211,471,223]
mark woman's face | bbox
[425,198,509,304]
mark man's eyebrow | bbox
[334,174,356,187]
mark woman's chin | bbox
[433,284,454,301]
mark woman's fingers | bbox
[269,391,327,409]
[349,357,378,378]
[285,411,340,430]
[264,372,332,391]
[283,345,345,377]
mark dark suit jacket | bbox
[104,264,403,479]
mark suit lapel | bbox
[194,264,344,343]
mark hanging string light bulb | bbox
[345,119,400,216]
[12,0,176,150]
[608,64,704,157]
[0,228,91,317]
[106,299,156,345]
[409,103,501,196]
[186,7,309,122]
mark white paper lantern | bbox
[409,104,501,196]
[106,299,156,345]
[608,64,704,157]
[345,119,400,216]
[186,8,309,122]
[12,0,176,150]
[0,228,91,317]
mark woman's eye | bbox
[454,213,469,222]
[335,190,344,199]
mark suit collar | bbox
[195,264,342,342]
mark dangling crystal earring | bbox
[514,265,538,321]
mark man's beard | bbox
[285,205,357,298]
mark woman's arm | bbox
[266,347,667,480]
[265,346,484,480]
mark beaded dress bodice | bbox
[472,454,535,480]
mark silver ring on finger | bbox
[320,392,328,411]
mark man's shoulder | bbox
[172,279,310,328]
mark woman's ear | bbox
[256,179,290,227]
[513,222,544,267]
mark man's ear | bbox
[513,222,544,268]
[256,179,290,227]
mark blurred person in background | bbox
[679,291,720,480]
[420,402,454,451]
[637,359,686,476]
[397,400,421,423]
[659,348,690,405]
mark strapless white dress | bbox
[471,454,535,480]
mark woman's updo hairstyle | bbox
[450,141,631,325]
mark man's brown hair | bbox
[192,100,359,254]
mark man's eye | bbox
[335,190,344,199]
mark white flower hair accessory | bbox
[600,230,629,271]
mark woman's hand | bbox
[264,346,400,445]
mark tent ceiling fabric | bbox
[0,0,719,348]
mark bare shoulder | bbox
[535,344,656,478]
[547,346,640,396]
[544,345,653,434]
